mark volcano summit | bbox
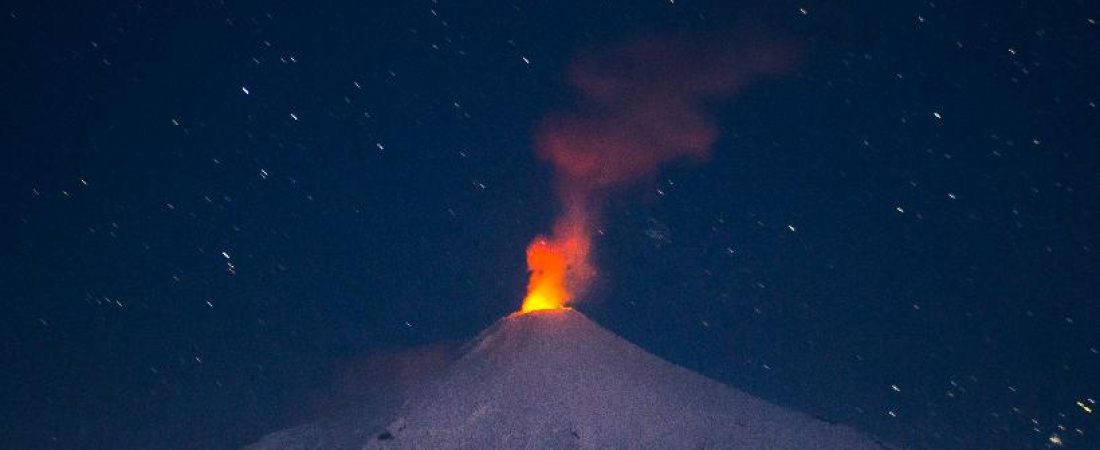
[249,310,893,449]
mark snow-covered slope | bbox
[249,309,893,449]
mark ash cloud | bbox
[537,34,798,197]
[532,33,799,300]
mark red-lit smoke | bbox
[521,34,798,313]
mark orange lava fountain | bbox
[520,238,569,313]
[519,211,594,314]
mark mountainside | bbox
[249,309,894,449]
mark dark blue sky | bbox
[3,1,1097,449]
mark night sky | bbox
[3,1,1098,449]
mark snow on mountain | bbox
[249,309,894,449]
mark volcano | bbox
[249,310,893,449]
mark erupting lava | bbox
[520,211,593,313]
[520,239,569,313]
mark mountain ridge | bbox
[250,309,896,449]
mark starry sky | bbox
[3,1,1098,449]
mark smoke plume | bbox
[522,34,798,311]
